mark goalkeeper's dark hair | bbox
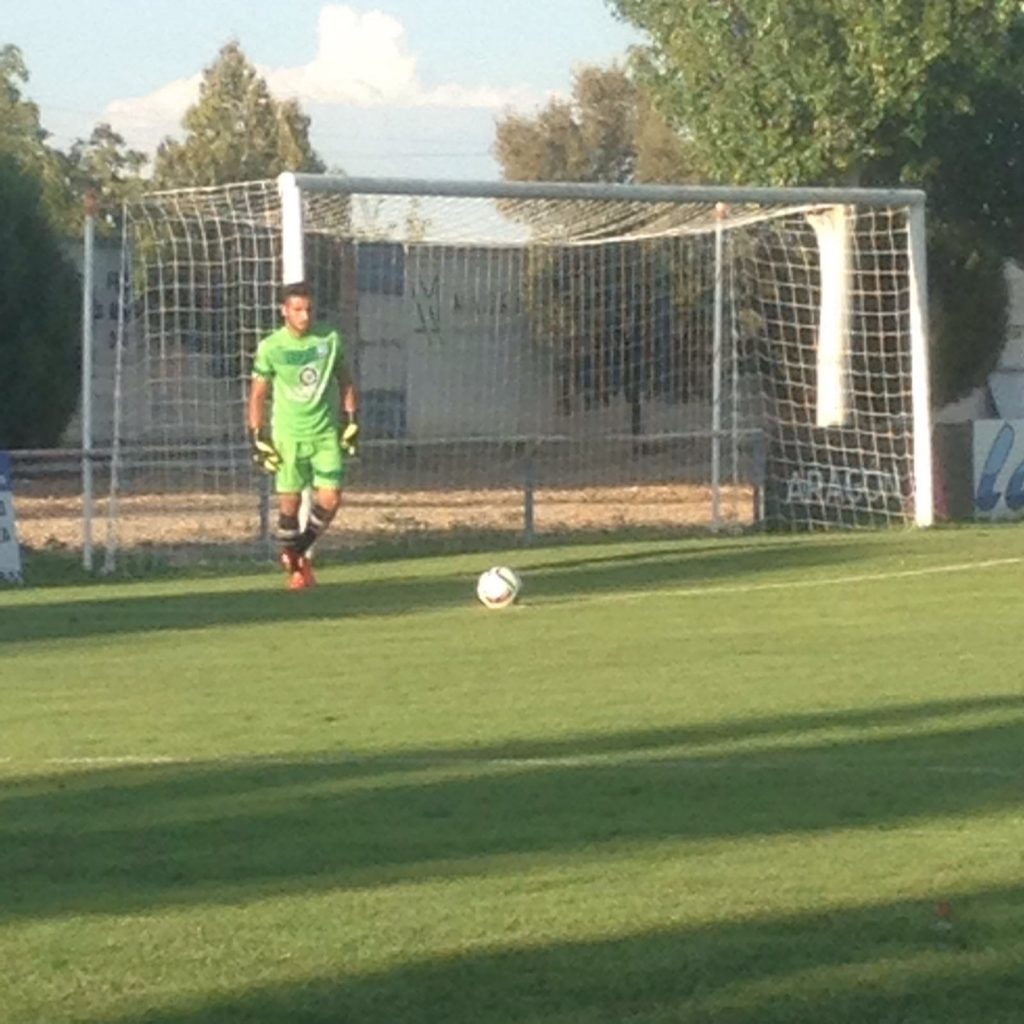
[280,280,313,303]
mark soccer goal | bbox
[92,174,931,567]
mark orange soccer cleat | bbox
[279,550,315,590]
[296,555,317,588]
[280,549,310,590]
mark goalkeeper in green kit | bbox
[248,281,358,590]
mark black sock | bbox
[277,513,301,558]
[296,503,336,555]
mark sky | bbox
[6,0,645,180]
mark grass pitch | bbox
[1,527,1023,1023]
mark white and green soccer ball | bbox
[476,566,522,609]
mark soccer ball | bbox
[476,566,522,609]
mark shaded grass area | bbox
[2,697,1023,926]
[14,516,766,584]
[0,526,1007,645]
[90,885,1024,1024]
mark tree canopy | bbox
[607,0,1024,402]
[66,124,148,236]
[0,44,75,231]
[494,63,695,185]
[0,155,80,448]
[1,45,149,236]
[153,42,324,188]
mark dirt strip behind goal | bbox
[14,484,756,553]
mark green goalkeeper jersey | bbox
[253,324,345,440]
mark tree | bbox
[494,64,701,432]
[607,0,1024,403]
[0,46,147,237]
[0,155,80,448]
[153,41,324,187]
[0,44,75,232]
[0,45,42,158]
[494,63,694,185]
[67,124,148,236]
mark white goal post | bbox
[93,174,932,567]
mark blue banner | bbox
[972,419,1024,519]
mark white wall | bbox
[355,244,730,443]
[64,240,123,445]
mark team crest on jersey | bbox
[317,342,329,357]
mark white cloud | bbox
[267,5,539,110]
[104,74,201,153]
[266,6,418,105]
[103,4,540,156]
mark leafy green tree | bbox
[67,124,148,236]
[144,43,330,393]
[494,63,694,185]
[153,41,324,187]
[607,0,1024,403]
[0,45,41,156]
[0,44,75,232]
[0,155,80,448]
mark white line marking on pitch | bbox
[551,556,1024,607]
[1,753,1019,780]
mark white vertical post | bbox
[102,217,129,574]
[729,235,740,489]
[277,172,312,533]
[81,196,96,570]
[711,203,725,531]
[278,172,306,284]
[908,201,934,527]
[808,205,853,427]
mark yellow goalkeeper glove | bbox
[250,428,282,473]
[340,416,359,457]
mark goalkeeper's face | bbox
[282,295,312,337]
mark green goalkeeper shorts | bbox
[273,431,347,493]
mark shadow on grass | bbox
[15,526,766,588]
[2,696,1022,928]
[1,536,870,644]
[89,882,1024,1024]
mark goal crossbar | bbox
[286,172,925,209]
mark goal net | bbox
[95,175,931,567]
